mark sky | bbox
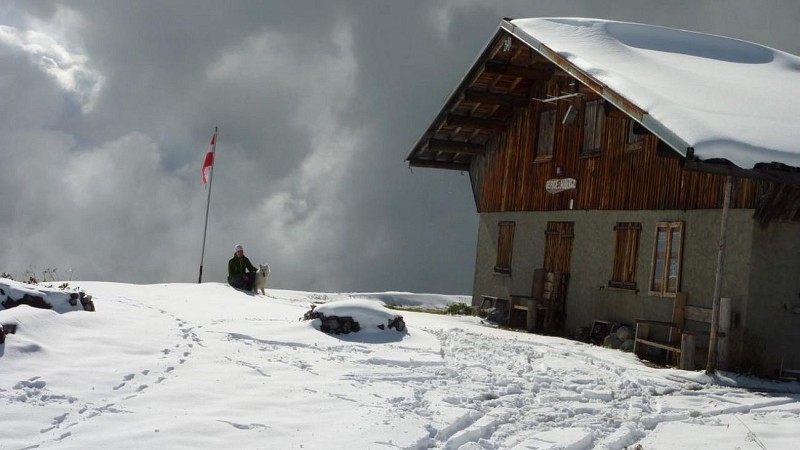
[2,278,800,449]
[1,1,800,294]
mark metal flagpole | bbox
[198,126,218,283]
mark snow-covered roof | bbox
[507,18,800,171]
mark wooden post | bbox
[706,176,733,374]
[670,292,688,344]
[530,269,545,333]
[527,299,537,332]
[680,333,696,370]
[718,297,732,370]
[634,322,650,355]
[507,297,517,325]
[532,269,545,300]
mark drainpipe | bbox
[706,176,733,374]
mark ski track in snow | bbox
[3,287,800,449]
[284,324,798,449]
[202,316,799,449]
[371,328,796,449]
[2,295,203,446]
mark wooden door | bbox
[540,222,574,333]
[543,222,574,273]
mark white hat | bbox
[234,244,244,252]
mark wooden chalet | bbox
[407,18,800,376]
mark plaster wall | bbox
[745,221,800,375]
[473,209,756,368]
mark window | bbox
[625,120,644,152]
[581,99,605,156]
[535,109,556,161]
[649,222,684,297]
[495,221,515,274]
[609,223,641,290]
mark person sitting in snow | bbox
[228,244,258,290]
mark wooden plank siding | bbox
[474,85,757,213]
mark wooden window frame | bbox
[534,109,556,162]
[580,99,605,157]
[608,222,641,290]
[648,221,684,297]
[494,221,515,275]
[625,120,645,152]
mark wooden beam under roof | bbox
[428,139,486,155]
[463,90,529,107]
[409,159,471,171]
[483,60,553,79]
[446,113,507,131]
[606,106,629,119]
[684,157,800,184]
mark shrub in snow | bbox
[445,303,478,316]
[1,278,95,346]
[303,299,406,335]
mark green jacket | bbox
[228,254,256,278]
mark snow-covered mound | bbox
[346,292,469,311]
[0,278,95,313]
[305,299,406,334]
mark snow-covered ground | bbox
[1,279,799,449]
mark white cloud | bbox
[3,1,791,294]
[0,131,200,283]
[204,20,362,287]
[0,22,104,113]
[208,21,360,191]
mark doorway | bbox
[539,222,574,332]
[543,222,574,273]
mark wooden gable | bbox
[472,81,758,213]
[407,22,800,221]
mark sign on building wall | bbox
[546,178,577,194]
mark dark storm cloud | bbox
[1,1,798,292]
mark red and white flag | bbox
[201,130,216,185]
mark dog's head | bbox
[258,264,270,275]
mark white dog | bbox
[252,264,270,295]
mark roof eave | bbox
[406,28,508,165]
[408,18,800,184]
